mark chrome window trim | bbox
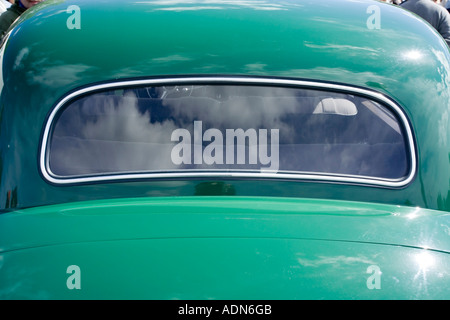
[40,77,417,187]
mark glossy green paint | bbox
[1,0,450,299]
[1,0,450,210]
[1,196,449,299]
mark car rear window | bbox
[41,78,415,186]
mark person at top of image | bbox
[400,0,450,46]
[0,0,14,14]
[0,0,44,39]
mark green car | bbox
[0,0,449,300]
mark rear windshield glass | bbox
[45,83,412,184]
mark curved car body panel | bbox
[1,197,449,299]
[1,197,450,254]
[1,0,450,299]
[2,238,450,299]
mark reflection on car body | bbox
[0,0,450,300]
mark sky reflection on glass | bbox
[48,84,409,181]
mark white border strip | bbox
[39,77,417,187]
